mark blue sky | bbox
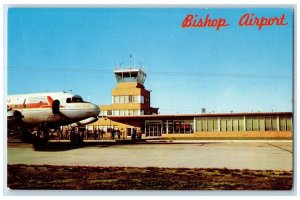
[7,8,294,114]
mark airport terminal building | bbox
[88,67,293,140]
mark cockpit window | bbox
[66,95,84,103]
[72,95,84,102]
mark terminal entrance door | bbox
[145,121,162,137]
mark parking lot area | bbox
[7,141,293,170]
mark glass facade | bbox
[195,116,292,132]
[233,118,239,131]
[259,118,265,131]
[287,118,292,131]
[197,117,245,132]
[145,120,194,136]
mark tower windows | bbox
[112,95,145,104]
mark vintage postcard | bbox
[5,6,294,193]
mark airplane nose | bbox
[91,104,100,117]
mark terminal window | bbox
[195,116,291,132]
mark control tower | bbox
[114,68,147,85]
[98,66,158,116]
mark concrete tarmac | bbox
[7,141,293,170]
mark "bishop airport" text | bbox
[181,13,288,31]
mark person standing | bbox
[111,129,115,140]
[94,129,98,140]
[132,128,137,140]
[100,129,104,139]
[137,129,142,140]
[117,130,121,139]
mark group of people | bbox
[50,128,141,141]
[8,127,143,141]
[40,129,106,140]
[28,128,125,141]
[131,128,142,140]
[90,129,106,140]
[110,129,122,140]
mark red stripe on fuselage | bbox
[8,102,51,110]
[8,96,65,110]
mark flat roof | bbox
[114,68,146,74]
[105,112,293,122]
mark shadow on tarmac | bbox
[32,140,141,151]
[27,139,213,151]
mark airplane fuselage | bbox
[7,92,100,129]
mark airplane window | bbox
[66,98,71,103]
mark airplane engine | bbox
[7,110,23,129]
[69,117,98,128]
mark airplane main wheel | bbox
[21,131,33,143]
[32,138,49,151]
[70,134,83,145]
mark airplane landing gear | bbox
[32,129,50,149]
[20,130,33,143]
[70,132,83,145]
